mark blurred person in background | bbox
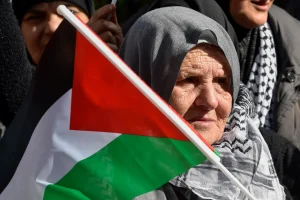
[214,0,300,149]
[0,0,33,134]
[13,0,123,65]
[0,0,123,134]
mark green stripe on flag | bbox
[43,134,207,200]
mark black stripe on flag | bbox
[0,20,76,193]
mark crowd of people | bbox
[1,0,300,199]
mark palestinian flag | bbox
[0,15,217,200]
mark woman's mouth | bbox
[251,0,271,11]
[188,117,215,128]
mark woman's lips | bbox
[251,0,271,11]
[188,118,215,128]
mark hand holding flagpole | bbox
[57,5,257,200]
[107,0,117,20]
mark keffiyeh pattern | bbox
[246,23,277,129]
[170,85,285,200]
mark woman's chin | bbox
[234,12,268,29]
[201,133,222,145]
[191,123,223,145]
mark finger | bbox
[106,43,118,52]
[98,31,117,45]
[88,4,115,25]
[89,20,120,35]
[115,33,123,49]
[109,6,118,24]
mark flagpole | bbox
[107,0,117,20]
[57,5,257,200]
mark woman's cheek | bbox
[217,92,232,119]
[170,87,195,116]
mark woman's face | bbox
[21,1,89,65]
[169,45,232,145]
[229,0,274,29]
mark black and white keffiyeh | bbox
[246,23,277,129]
[169,85,285,200]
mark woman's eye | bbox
[24,14,42,21]
[67,8,79,15]
[27,16,38,20]
[215,77,228,85]
[69,10,76,14]
[185,77,195,83]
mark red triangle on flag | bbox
[70,32,191,141]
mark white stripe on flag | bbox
[0,90,121,200]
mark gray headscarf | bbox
[120,6,285,200]
[119,6,240,105]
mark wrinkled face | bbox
[230,0,274,28]
[169,44,232,145]
[21,1,89,65]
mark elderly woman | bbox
[122,0,300,150]
[120,6,285,200]
[13,0,123,65]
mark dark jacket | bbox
[268,5,300,149]
[0,0,33,129]
[286,0,300,21]
[274,0,300,21]
[261,128,300,200]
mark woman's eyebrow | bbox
[26,8,44,15]
[63,3,79,8]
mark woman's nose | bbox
[44,14,63,35]
[194,84,218,110]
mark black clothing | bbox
[274,0,300,21]
[0,0,33,127]
[261,128,300,200]
[286,0,300,21]
[121,0,240,57]
[0,20,77,194]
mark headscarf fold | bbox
[120,7,285,200]
[120,6,240,104]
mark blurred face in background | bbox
[229,0,274,29]
[21,1,89,65]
